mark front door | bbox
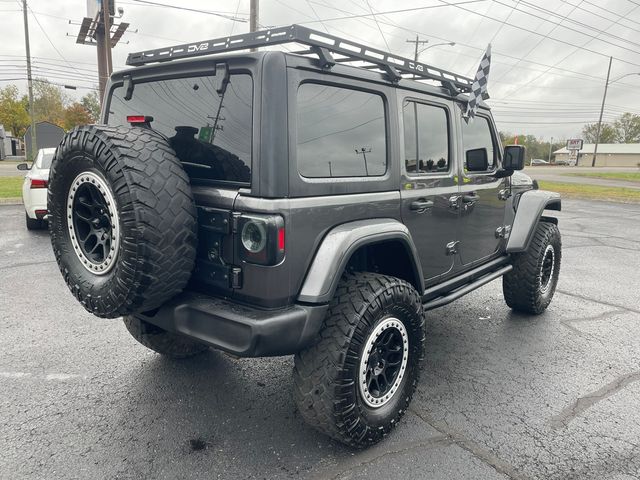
[457,113,508,267]
[399,96,459,283]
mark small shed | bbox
[24,121,65,158]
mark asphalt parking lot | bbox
[1,199,639,480]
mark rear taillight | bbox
[127,115,154,128]
[30,178,47,189]
[237,214,285,265]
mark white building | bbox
[554,143,640,167]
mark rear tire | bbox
[503,221,561,314]
[293,273,425,447]
[48,125,197,318]
[25,212,45,230]
[123,316,208,359]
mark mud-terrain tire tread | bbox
[48,125,197,318]
[123,316,208,358]
[503,221,561,314]
[293,272,425,447]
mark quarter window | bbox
[402,101,450,174]
[297,83,386,178]
[462,116,496,172]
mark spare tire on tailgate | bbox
[48,124,197,318]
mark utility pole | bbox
[95,1,113,102]
[355,147,371,176]
[250,0,259,52]
[76,2,128,106]
[406,35,429,77]
[548,136,553,163]
[593,56,613,167]
[22,0,37,161]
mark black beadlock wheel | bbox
[293,273,425,447]
[503,221,562,314]
[48,125,197,318]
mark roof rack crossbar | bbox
[126,24,473,93]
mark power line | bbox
[497,1,639,99]
[130,0,248,22]
[301,0,640,90]
[300,0,488,24]
[23,4,84,75]
[435,0,640,68]
[364,0,390,52]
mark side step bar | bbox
[423,262,513,311]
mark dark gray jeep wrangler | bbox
[48,25,561,447]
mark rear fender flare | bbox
[297,219,424,304]
[507,190,561,253]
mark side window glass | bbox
[402,101,450,174]
[297,83,386,178]
[462,117,496,173]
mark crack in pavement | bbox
[0,260,56,271]
[550,371,640,429]
[556,290,640,315]
[562,309,626,325]
[408,408,529,480]
[313,435,451,480]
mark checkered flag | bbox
[464,44,491,122]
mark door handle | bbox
[410,199,434,211]
[462,192,479,203]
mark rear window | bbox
[107,74,252,184]
[36,152,54,169]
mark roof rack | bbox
[126,24,473,95]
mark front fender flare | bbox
[507,189,561,253]
[297,219,424,304]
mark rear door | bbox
[456,112,508,268]
[399,94,459,283]
[106,70,254,298]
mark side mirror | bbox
[17,163,30,171]
[503,145,525,171]
[466,148,488,172]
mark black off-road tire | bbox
[503,221,561,314]
[48,125,197,318]
[25,212,45,230]
[293,273,425,447]
[123,316,208,358]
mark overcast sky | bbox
[2,0,640,140]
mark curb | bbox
[0,198,22,205]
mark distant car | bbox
[17,147,55,230]
[530,159,549,166]
[554,159,569,166]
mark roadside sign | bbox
[566,139,583,150]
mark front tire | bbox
[503,221,561,314]
[123,316,208,359]
[293,273,425,447]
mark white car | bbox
[17,147,56,230]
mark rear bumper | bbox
[136,292,328,357]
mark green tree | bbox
[582,123,617,143]
[0,85,30,138]
[613,113,640,143]
[63,103,94,130]
[80,91,101,122]
[32,79,69,127]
